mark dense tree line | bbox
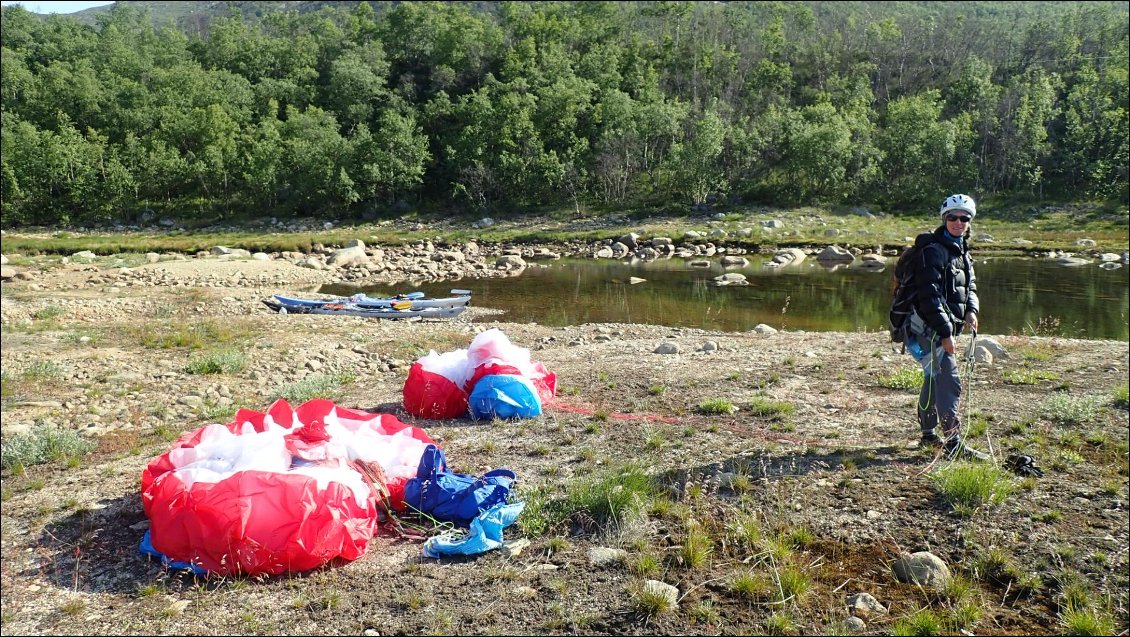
[1,1,1126,227]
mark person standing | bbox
[906,194,989,460]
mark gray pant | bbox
[910,331,963,439]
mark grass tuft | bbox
[774,563,811,603]
[678,521,714,569]
[891,608,943,636]
[137,320,253,350]
[931,462,1016,512]
[747,396,795,419]
[1059,607,1115,636]
[698,398,735,415]
[631,582,675,617]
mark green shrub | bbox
[63,331,101,346]
[630,553,662,576]
[877,367,923,391]
[139,320,253,350]
[2,424,96,471]
[183,349,245,375]
[1113,384,1129,409]
[565,463,659,526]
[271,371,356,404]
[763,611,796,635]
[692,599,720,626]
[1002,368,1059,385]
[33,305,65,321]
[785,526,815,549]
[516,484,557,537]
[518,463,660,537]
[725,511,763,550]
[1,370,14,399]
[23,360,63,380]
[1040,393,1105,425]
[949,599,983,630]
[971,547,1023,585]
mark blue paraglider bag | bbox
[468,374,542,420]
[403,445,516,527]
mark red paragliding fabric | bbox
[143,467,375,575]
[465,363,523,391]
[402,362,469,419]
[140,398,435,576]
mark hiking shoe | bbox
[919,432,943,448]
[944,438,990,462]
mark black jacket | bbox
[911,226,979,339]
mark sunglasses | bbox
[946,215,972,223]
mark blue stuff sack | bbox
[468,374,542,420]
[403,445,517,527]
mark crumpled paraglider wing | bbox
[143,467,376,575]
[140,398,435,576]
[402,329,557,420]
[403,361,470,419]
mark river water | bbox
[326,256,1129,341]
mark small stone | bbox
[588,547,627,566]
[846,592,888,616]
[512,586,538,599]
[502,538,530,558]
[893,551,952,590]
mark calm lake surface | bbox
[327,256,1129,341]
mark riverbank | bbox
[1,246,1127,635]
[2,205,1128,259]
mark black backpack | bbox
[888,234,935,347]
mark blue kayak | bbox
[273,289,471,310]
[263,299,466,320]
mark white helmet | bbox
[940,194,976,219]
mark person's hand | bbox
[940,337,956,354]
[964,311,979,332]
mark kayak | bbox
[263,299,467,320]
[273,289,471,310]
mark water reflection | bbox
[324,256,1128,341]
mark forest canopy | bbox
[1,1,1126,227]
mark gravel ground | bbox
[1,256,1127,636]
